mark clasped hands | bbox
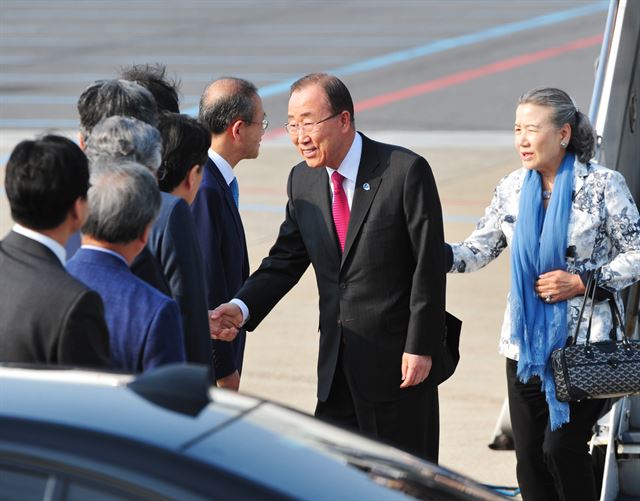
[208,303,243,341]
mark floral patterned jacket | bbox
[449,159,640,360]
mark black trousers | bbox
[315,345,439,463]
[506,358,606,501]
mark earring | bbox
[560,141,567,148]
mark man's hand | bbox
[209,303,243,341]
[400,353,432,388]
[216,370,240,391]
[535,270,585,304]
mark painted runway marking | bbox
[262,33,602,142]
[355,35,603,112]
[192,2,607,115]
[0,33,602,173]
[0,2,606,126]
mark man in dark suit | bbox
[67,161,185,372]
[191,77,267,390]
[211,74,446,462]
[150,112,212,367]
[0,136,110,368]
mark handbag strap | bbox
[571,269,598,345]
[607,292,629,345]
[583,269,601,345]
[574,268,627,345]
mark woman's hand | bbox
[535,270,586,304]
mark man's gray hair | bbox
[85,116,162,173]
[82,160,161,244]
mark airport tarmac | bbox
[2,3,609,493]
[1,131,521,491]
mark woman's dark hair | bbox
[156,112,210,193]
[518,87,595,163]
[6,135,89,230]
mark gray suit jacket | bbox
[0,231,110,367]
[237,134,447,402]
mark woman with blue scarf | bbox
[446,87,640,501]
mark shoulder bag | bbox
[551,269,640,402]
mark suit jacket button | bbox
[337,319,342,327]
[339,283,347,290]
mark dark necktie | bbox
[229,177,239,207]
[331,171,350,252]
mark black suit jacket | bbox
[191,158,250,378]
[237,134,447,402]
[0,231,110,367]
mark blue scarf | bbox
[510,152,575,430]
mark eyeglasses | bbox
[245,115,269,130]
[284,112,341,135]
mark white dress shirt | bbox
[231,133,363,325]
[13,224,66,266]
[209,149,236,187]
[325,131,362,209]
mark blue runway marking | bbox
[191,1,609,116]
[0,2,606,125]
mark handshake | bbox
[208,303,244,341]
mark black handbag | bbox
[551,269,640,402]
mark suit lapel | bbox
[341,135,382,266]
[315,168,338,254]
[207,160,246,247]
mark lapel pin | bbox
[363,183,370,191]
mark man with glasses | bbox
[191,77,267,391]
[211,73,446,462]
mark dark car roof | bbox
[0,364,503,500]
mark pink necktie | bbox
[331,171,350,252]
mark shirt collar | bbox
[12,224,66,265]
[209,149,235,186]
[325,132,362,183]
[80,245,129,266]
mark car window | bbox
[0,464,49,500]
[64,481,131,501]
